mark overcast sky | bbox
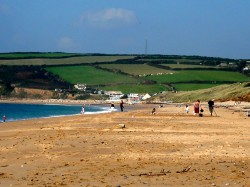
[1,0,250,59]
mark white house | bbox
[105,91,123,101]
[243,66,250,71]
[127,93,141,104]
[142,93,151,100]
[218,62,228,67]
[74,83,86,91]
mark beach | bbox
[0,101,249,186]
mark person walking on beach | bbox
[185,104,189,114]
[120,100,124,112]
[193,100,200,115]
[151,108,156,115]
[110,103,115,111]
[3,115,6,123]
[208,99,215,116]
[81,105,85,114]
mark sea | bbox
[0,103,112,122]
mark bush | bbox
[0,82,14,96]
[244,82,250,87]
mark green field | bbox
[99,64,172,75]
[147,70,249,83]
[1,53,248,94]
[46,67,249,92]
[46,66,138,86]
[138,58,203,64]
[0,52,79,59]
[161,64,222,69]
[45,65,169,93]
[0,56,135,66]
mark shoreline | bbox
[0,98,161,111]
[1,98,249,123]
[0,98,107,105]
[0,98,152,109]
[0,99,157,123]
[1,98,250,110]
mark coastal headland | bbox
[0,101,249,186]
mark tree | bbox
[236,61,247,72]
[0,81,14,96]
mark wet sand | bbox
[0,102,249,186]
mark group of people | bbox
[110,100,124,112]
[185,99,215,116]
[150,99,215,116]
[80,100,125,115]
[79,99,215,117]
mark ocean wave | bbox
[0,103,112,122]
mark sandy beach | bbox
[0,101,249,187]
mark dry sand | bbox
[0,102,249,187]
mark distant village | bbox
[55,83,152,104]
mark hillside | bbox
[0,53,249,97]
[150,82,250,102]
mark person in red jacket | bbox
[193,100,200,115]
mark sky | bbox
[0,0,250,59]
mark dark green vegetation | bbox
[0,52,81,59]
[0,66,70,96]
[0,53,249,98]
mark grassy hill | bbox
[146,70,249,91]
[46,66,138,86]
[150,82,250,103]
[0,52,81,59]
[0,53,249,96]
[45,65,166,94]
